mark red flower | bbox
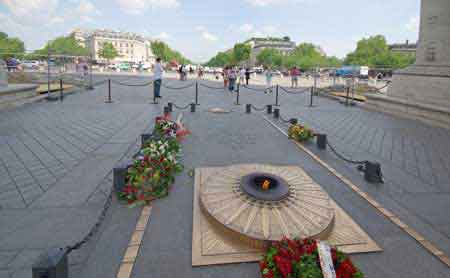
[138,194,146,201]
[274,255,292,277]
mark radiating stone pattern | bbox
[200,164,335,242]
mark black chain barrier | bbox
[279,114,293,124]
[111,79,153,87]
[242,84,273,93]
[66,189,114,253]
[279,86,310,94]
[250,104,267,111]
[162,82,196,90]
[326,141,367,165]
[199,83,225,90]
[173,103,191,110]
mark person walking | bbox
[245,68,252,85]
[264,66,273,93]
[290,66,300,88]
[153,58,164,102]
[228,67,237,92]
[223,66,229,88]
[238,67,246,85]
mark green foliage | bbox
[34,35,88,57]
[0,31,25,59]
[232,43,251,63]
[98,42,119,61]
[344,35,415,68]
[150,41,191,65]
[257,48,283,67]
[205,51,233,67]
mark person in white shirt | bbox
[153,58,164,100]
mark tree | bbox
[205,51,232,67]
[98,42,119,64]
[232,43,251,63]
[35,35,88,57]
[0,31,25,59]
[344,35,415,69]
[257,48,283,68]
[150,41,191,65]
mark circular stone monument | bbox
[199,164,335,246]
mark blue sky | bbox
[0,0,421,62]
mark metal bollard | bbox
[246,104,251,114]
[105,79,112,103]
[309,86,314,107]
[346,87,350,106]
[113,161,132,193]
[164,106,171,115]
[364,161,383,183]
[167,102,173,112]
[195,81,199,105]
[273,108,280,119]
[190,103,196,112]
[267,104,272,114]
[275,85,279,106]
[289,118,298,125]
[32,248,68,278]
[316,134,327,150]
[59,79,64,101]
[235,84,240,105]
[141,133,153,148]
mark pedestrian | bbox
[178,65,183,80]
[228,67,237,92]
[223,66,229,88]
[153,57,164,102]
[238,67,246,85]
[245,68,252,85]
[290,66,300,88]
[264,66,273,93]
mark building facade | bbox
[71,29,155,64]
[389,40,417,56]
[245,37,296,66]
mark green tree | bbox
[35,35,88,57]
[205,51,232,67]
[257,48,283,68]
[232,43,251,63]
[0,31,25,59]
[98,42,119,64]
[150,41,191,65]
[344,35,415,69]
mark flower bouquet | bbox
[154,113,190,140]
[260,238,364,278]
[288,124,314,142]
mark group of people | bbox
[222,67,253,92]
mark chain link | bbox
[199,83,224,90]
[250,104,266,111]
[242,85,273,93]
[111,80,153,87]
[326,142,367,165]
[279,86,310,94]
[162,82,195,90]
[173,103,191,110]
[66,189,114,254]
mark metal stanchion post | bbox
[47,49,51,99]
[195,81,199,105]
[235,83,240,105]
[246,104,251,114]
[167,102,173,112]
[316,134,327,150]
[309,86,313,107]
[190,103,196,112]
[105,79,112,103]
[274,108,280,119]
[313,67,318,95]
[346,87,350,106]
[275,85,279,106]
[59,79,63,101]
[267,104,272,114]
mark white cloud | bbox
[154,32,171,40]
[76,0,99,15]
[2,0,59,25]
[49,16,65,24]
[406,16,420,33]
[262,25,278,34]
[245,0,312,7]
[116,0,180,14]
[239,23,254,33]
[201,31,218,42]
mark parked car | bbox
[118,63,131,71]
[20,60,40,69]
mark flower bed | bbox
[260,238,364,278]
[118,114,189,206]
[288,123,314,142]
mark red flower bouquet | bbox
[260,238,364,278]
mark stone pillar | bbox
[366,0,450,128]
[0,60,7,87]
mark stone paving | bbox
[1,74,449,277]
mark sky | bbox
[0,0,421,62]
